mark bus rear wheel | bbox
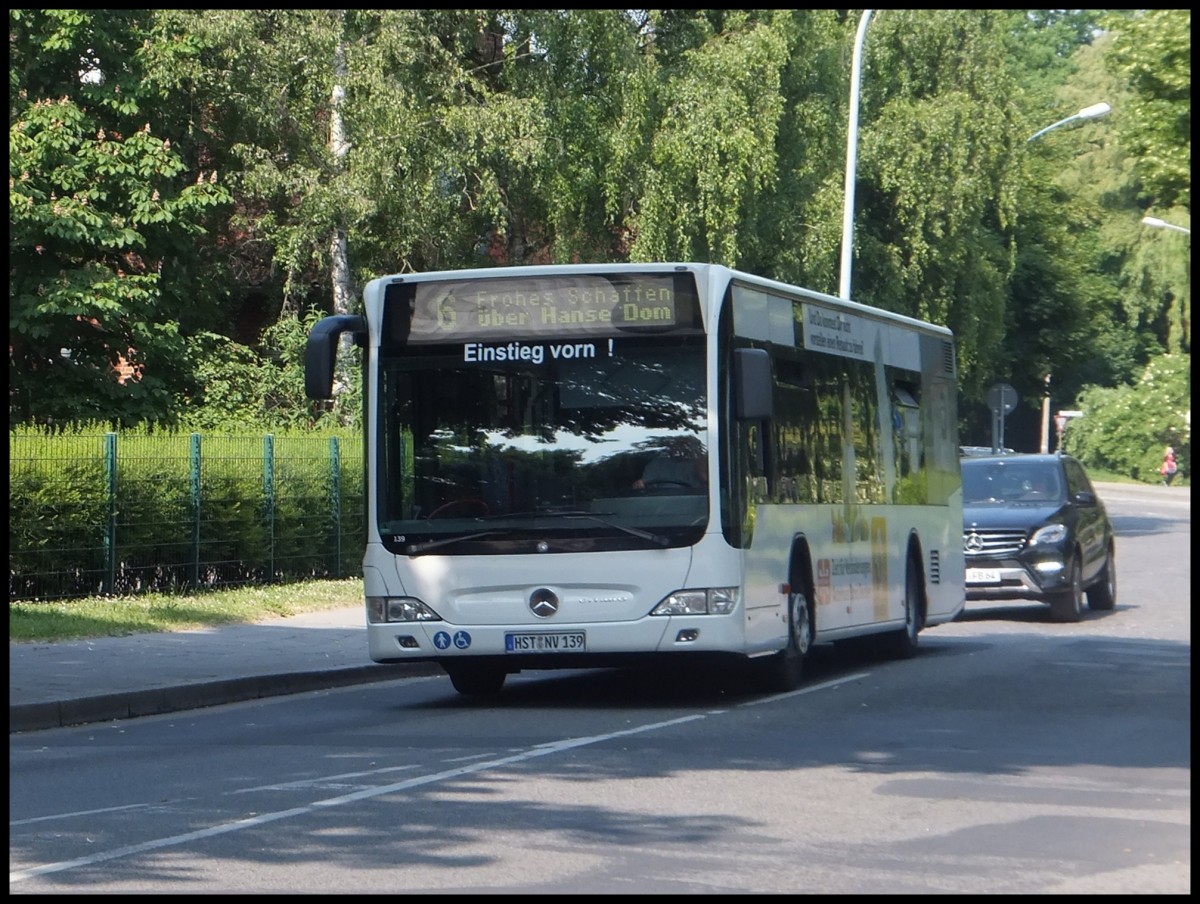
[881,560,922,659]
[444,663,507,696]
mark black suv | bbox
[961,452,1116,622]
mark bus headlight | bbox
[651,588,739,616]
[367,596,442,623]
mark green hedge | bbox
[9,427,364,601]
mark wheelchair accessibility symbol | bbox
[432,631,472,650]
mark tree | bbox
[843,10,1028,401]
[9,9,230,426]
[1101,10,1190,211]
[1099,11,1190,357]
[484,9,657,263]
[1064,353,1190,482]
[9,8,1186,441]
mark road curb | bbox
[9,663,445,734]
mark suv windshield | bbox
[962,459,1065,504]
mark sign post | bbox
[1054,410,1083,448]
[986,383,1018,453]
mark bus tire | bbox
[444,663,507,696]
[882,559,922,659]
[754,586,812,693]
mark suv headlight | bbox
[650,588,739,616]
[1030,523,1068,546]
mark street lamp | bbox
[1039,373,1052,454]
[1026,102,1111,142]
[1029,101,1111,453]
[839,8,874,300]
[1142,216,1191,236]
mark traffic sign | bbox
[987,383,1018,416]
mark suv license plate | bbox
[505,632,586,653]
[966,568,1001,584]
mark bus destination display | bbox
[403,274,696,343]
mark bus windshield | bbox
[377,335,709,554]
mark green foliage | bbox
[1129,202,1192,355]
[483,10,654,263]
[1054,31,1190,363]
[1101,10,1191,210]
[8,457,110,599]
[850,10,1025,399]
[173,310,362,431]
[1062,354,1190,482]
[9,10,232,427]
[7,8,1191,452]
[9,426,364,601]
[631,17,789,264]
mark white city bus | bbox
[306,263,964,695]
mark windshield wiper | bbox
[560,511,670,547]
[406,530,505,555]
[485,509,671,547]
[408,511,671,553]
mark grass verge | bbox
[9,578,364,644]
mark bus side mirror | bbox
[305,314,366,399]
[733,347,773,420]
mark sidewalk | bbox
[9,606,442,734]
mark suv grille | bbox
[963,529,1026,557]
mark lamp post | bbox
[1039,373,1052,453]
[1026,102,1111,142]
[1029,101,1111,454]
[839,9,874,300]
[1142,216,1191,235]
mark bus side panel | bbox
[742,502,963,645]
[923,488,966,626]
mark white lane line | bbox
[10,803,159,827]
[738,672,870,707]
[10,713,706,884]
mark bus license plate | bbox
[966,568,1001,584]
[505,632,586,653]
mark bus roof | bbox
[364,262,954,338]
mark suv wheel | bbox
[1086,544,1117,611]
[1049,552,1083,623]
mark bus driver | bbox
[633,438,707,491]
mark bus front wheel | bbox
[444,663,507,696]
[754,587,811,693]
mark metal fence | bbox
[9,432,364,602]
